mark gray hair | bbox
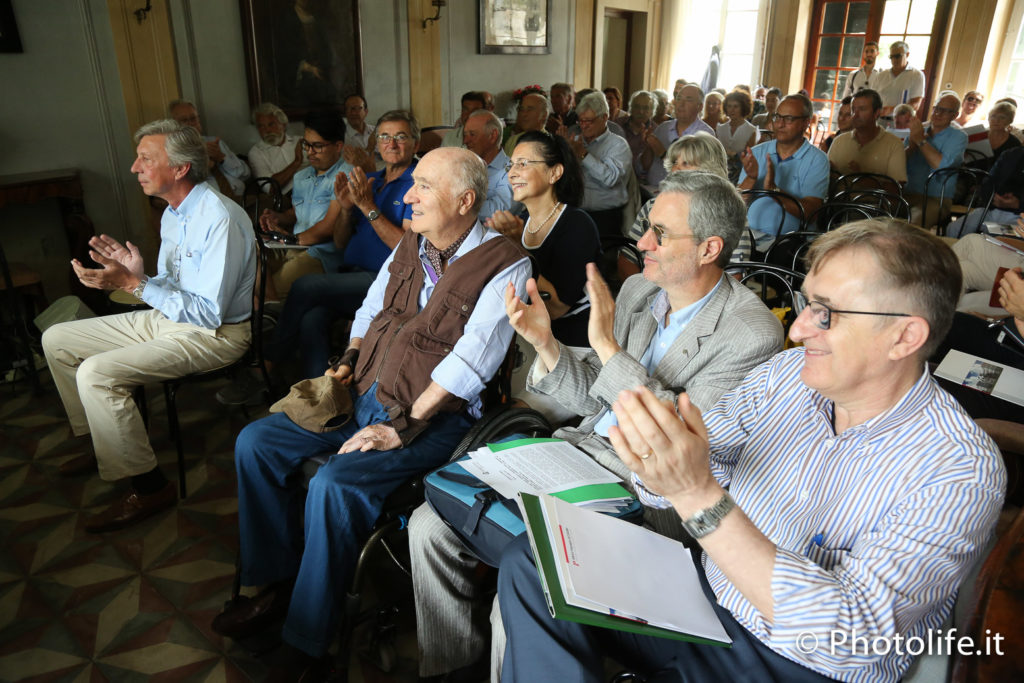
[576,91,609,118]
[377,109,421,143]
[167,99,196,115]
[936,90,961,110]
[991,101,1017,121]
[134,119,209,184]
[663,132,729,178]
[890,40,910,54]
[443,148,489,216]
[251,102,288,126]
[658,170,745,267]
[628,90,654,112]
[893,103,916,119]
[782,93,814,119]
[467,109,504,139]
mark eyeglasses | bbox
[889,53,906,60]
[932,105,958,116]
[377,133,412,145]
[577,116,603,125]
[643,222,697,246]
[965,96,982,104]
[301,140,334,152]
[803,299,910,330]
[775,115,808,125]
[505,159,547,172]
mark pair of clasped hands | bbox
[503,262,718,500]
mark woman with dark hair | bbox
[717,90,759,182]
[487,130,600,347]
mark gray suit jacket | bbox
[529,273,784,484]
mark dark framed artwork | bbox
[478,0,551,55]
[239,0,363,118]
[0,0,23,53]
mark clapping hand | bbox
[505,278,552,350]
[486,210,526,241]
[71,235,142,292]
[585,262,621,362]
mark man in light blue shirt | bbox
[739,94,829,247]
[258,111,354,299]
[905,92,968,230]
[648,84,716,188]
[463,109,514,222]
[568,91,634,237]
[41,119,255,532]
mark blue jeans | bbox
[265,269,377,378]
[235,389,472,657]
[498,534,836,682]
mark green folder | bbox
[487,438,633,504]
[519,492,731,646]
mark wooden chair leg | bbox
[163,381,187,498]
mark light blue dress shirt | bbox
[580,128,634,210]
[647,118,716,187]
[906,125,967,196]
[479,149,515,222]
[739,139,829,242]
[592,280,722,436]
[295,156,354,271]
[352,222,530,415]
[142,183,256,330]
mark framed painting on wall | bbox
[478,0,551,55]
[239,0,363,117]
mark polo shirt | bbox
[827,128,908,181]
[739,139,830,239]
[906,125,967,196]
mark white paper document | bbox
[537,494,731,643]
[935,349,1024,407]
[460,440,621,501]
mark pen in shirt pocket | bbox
[806,532,824,555]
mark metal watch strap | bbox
[680,492,736,539]
[132,276,148,300]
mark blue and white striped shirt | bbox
[636,348,1005,682]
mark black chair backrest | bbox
[763,231,821,272]
[243,176,285,227]
[742,188,805,243]
[833,172,903,198]
[831,189,912,220]
[725,261,805,332]
[924,166,990,233]
[246,220,269,369]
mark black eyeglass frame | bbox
[803,299,911,330]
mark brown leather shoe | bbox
[59,452,98,477]
[211,582,292,639]
[84,482,177,533]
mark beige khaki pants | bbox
[41,309,250,481]
[952,233,1024,316]
[268,249,324,300]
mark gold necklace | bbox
[526,202,561,235]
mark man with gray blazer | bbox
[409,171,784,682]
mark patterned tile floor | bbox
[0,371,421,682]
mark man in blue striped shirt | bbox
[498,220,1006,682]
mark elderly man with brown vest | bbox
[212,147,530,681]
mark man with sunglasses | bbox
[407,171,783,682]
[955,91,984,128]
[875,41,926,119]
[498,220,1005,683]
[905,92,967,230]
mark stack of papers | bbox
[935,349,1024,407]
[460,438,633,513]
[520,492,731,644]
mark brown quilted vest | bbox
[353,229,522,417]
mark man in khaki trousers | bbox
[42,119,255,532]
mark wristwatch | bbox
[366,209,380,221]
[680,492,735,539]
[132,276,148,300]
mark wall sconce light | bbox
[423,0,445,29]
